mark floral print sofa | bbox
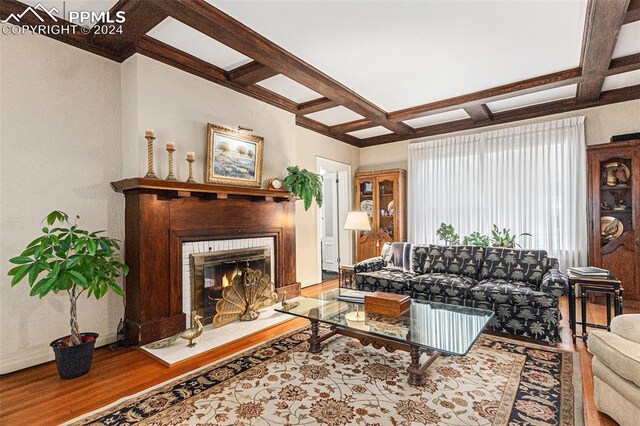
[354,242,569,344]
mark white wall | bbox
[359,99,640,171]
[0,32,124,373]
[0,38,359,373]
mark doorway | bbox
[317,157,352,283]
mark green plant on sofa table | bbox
[490,225,531,248]
[283,165,323,211]
[436,223,460,245]
[7,210,128,378]
[462,231,490,247]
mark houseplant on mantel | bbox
[7,211,128,379]
[283,165,323,211]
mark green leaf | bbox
[108,281,125,297]
[67,270,88,287]
[9,265,31,286]
[86,239,97,256]
[9,256,33,265]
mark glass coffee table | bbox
[276,288,494,385]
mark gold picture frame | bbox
[206,124,264,187]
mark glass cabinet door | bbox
[377,177,396,244]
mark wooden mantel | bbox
[111,177,293,201]
[111,178,299,346]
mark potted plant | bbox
[436,223,460,245]
[283,165,323,211]
[462,231,490,247]
[7,211,128,379]
[490,224,532,248]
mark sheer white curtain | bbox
[408,117,587,268]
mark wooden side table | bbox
[339,265,356,289]
[567,272,623,343]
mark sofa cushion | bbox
[589,329,640,387]
[471,279,557,308]
[410,244,431,274]
[423,245,485,278]
[610,314,640,344]
[382,242,411,272]
[410,273,478,298]
[356,268,413,295]
[480,248,549,287]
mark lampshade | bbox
[344,211,371,231]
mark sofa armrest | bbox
[540,269,568,296]
[611,314,640,344]
[354,257,385,274]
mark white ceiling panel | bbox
[402,109,470,128]
[486,84,577,113]
[208,0,586,111]
[602,69,640,91]
[306,106,365,126]
[256,75,321,103]
[347,127,393,139]
[148,18,252,70]
[613,21,640,59]
[17,0,119,27]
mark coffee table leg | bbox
[407,345,441,386]
[308,319,323,353]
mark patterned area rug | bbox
[71,328,582,425]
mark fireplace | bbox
[190,247,271,324]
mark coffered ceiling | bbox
[3,0,639,147]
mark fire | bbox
[221,264,240,288]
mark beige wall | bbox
[0,33,124,373]
[359,99,640,172]
[0,38,359,372]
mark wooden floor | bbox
[0,279,637,426]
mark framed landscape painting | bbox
[206,124,264,187]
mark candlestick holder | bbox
[165,146,178,181]
[144,136,158,179]
[186,158,196,183]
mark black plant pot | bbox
[50,332,99,379]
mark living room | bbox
[1,0,639,425]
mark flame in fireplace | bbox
[221,264,241,288]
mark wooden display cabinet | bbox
[587,137,640,301]
[353,169,406,262]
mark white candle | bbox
[166,141,175,150]
[186,152,195,161]
[145,129,155,138]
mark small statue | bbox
[146,312,203,348]
[281,291,300,311]
[600,201,612,210]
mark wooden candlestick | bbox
[186,158,196,183]
[144,136,158,179]
[165,146,178,181]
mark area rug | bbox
[70,328,583,426]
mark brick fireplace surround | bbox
[111,178,299,346]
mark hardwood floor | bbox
[0,279,637,425]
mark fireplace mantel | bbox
[112,178,299,346]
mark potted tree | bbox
[283,165,324,211]
[7,211,128,379]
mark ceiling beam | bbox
[463,104,493,123]
[360,84,640,147]
[227,61,279,86]
[296,116,362,147]
[297,97,340,115]
[330,119,377,134]
[0,0,121,61]
[577,0,630,102]
[135,36,297,113]
[624,0,640,23]
[157,0,414,137]
[387,68,582,122]
[607,52,640,75]
[90,0,168,61]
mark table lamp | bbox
[343,210,371,322]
